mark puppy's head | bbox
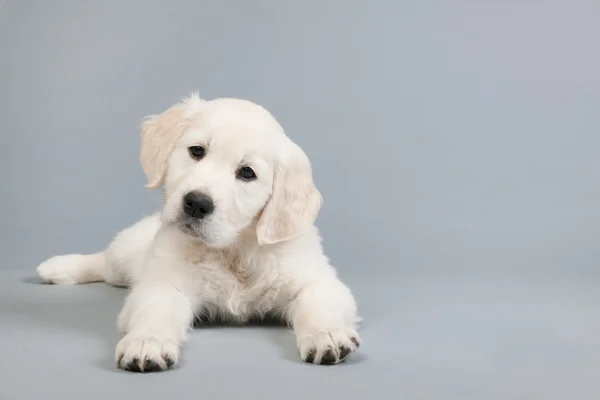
[140,94,322,247]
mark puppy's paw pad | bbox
[298,329,361,365]
[115,335,179,373]
[36,255,83,285]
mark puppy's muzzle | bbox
[183,191,214,219]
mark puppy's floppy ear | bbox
[256,141,323,245]
[139,105,189,189]
[139,93,205,189]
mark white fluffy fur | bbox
[36,94,360,371]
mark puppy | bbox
[36,94,361,372]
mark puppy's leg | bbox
[36,251,129,287]
[286,279,361,365]
[115,282,195,372]
[36,252,107,285]
[36,214,160,287]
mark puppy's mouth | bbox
[180,222,203,238]
[177,217,221,247]
[176,217,206,239]
[182,222,197,234]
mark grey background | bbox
[1,0,599,399]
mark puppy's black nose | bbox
[183,191,214,219]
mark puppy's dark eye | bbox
[188,146,205,160]
[236,166,256,181]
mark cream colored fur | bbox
[36,94,360,372]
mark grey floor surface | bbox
[1,269,598,400]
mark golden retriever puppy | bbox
[37,94,361,371]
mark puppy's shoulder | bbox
[268,225,334,276]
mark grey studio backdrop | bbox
[1,1,599,399]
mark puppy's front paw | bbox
[297,328,360,365]
[115,334,179,372]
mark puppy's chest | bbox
[188,252,282,307]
